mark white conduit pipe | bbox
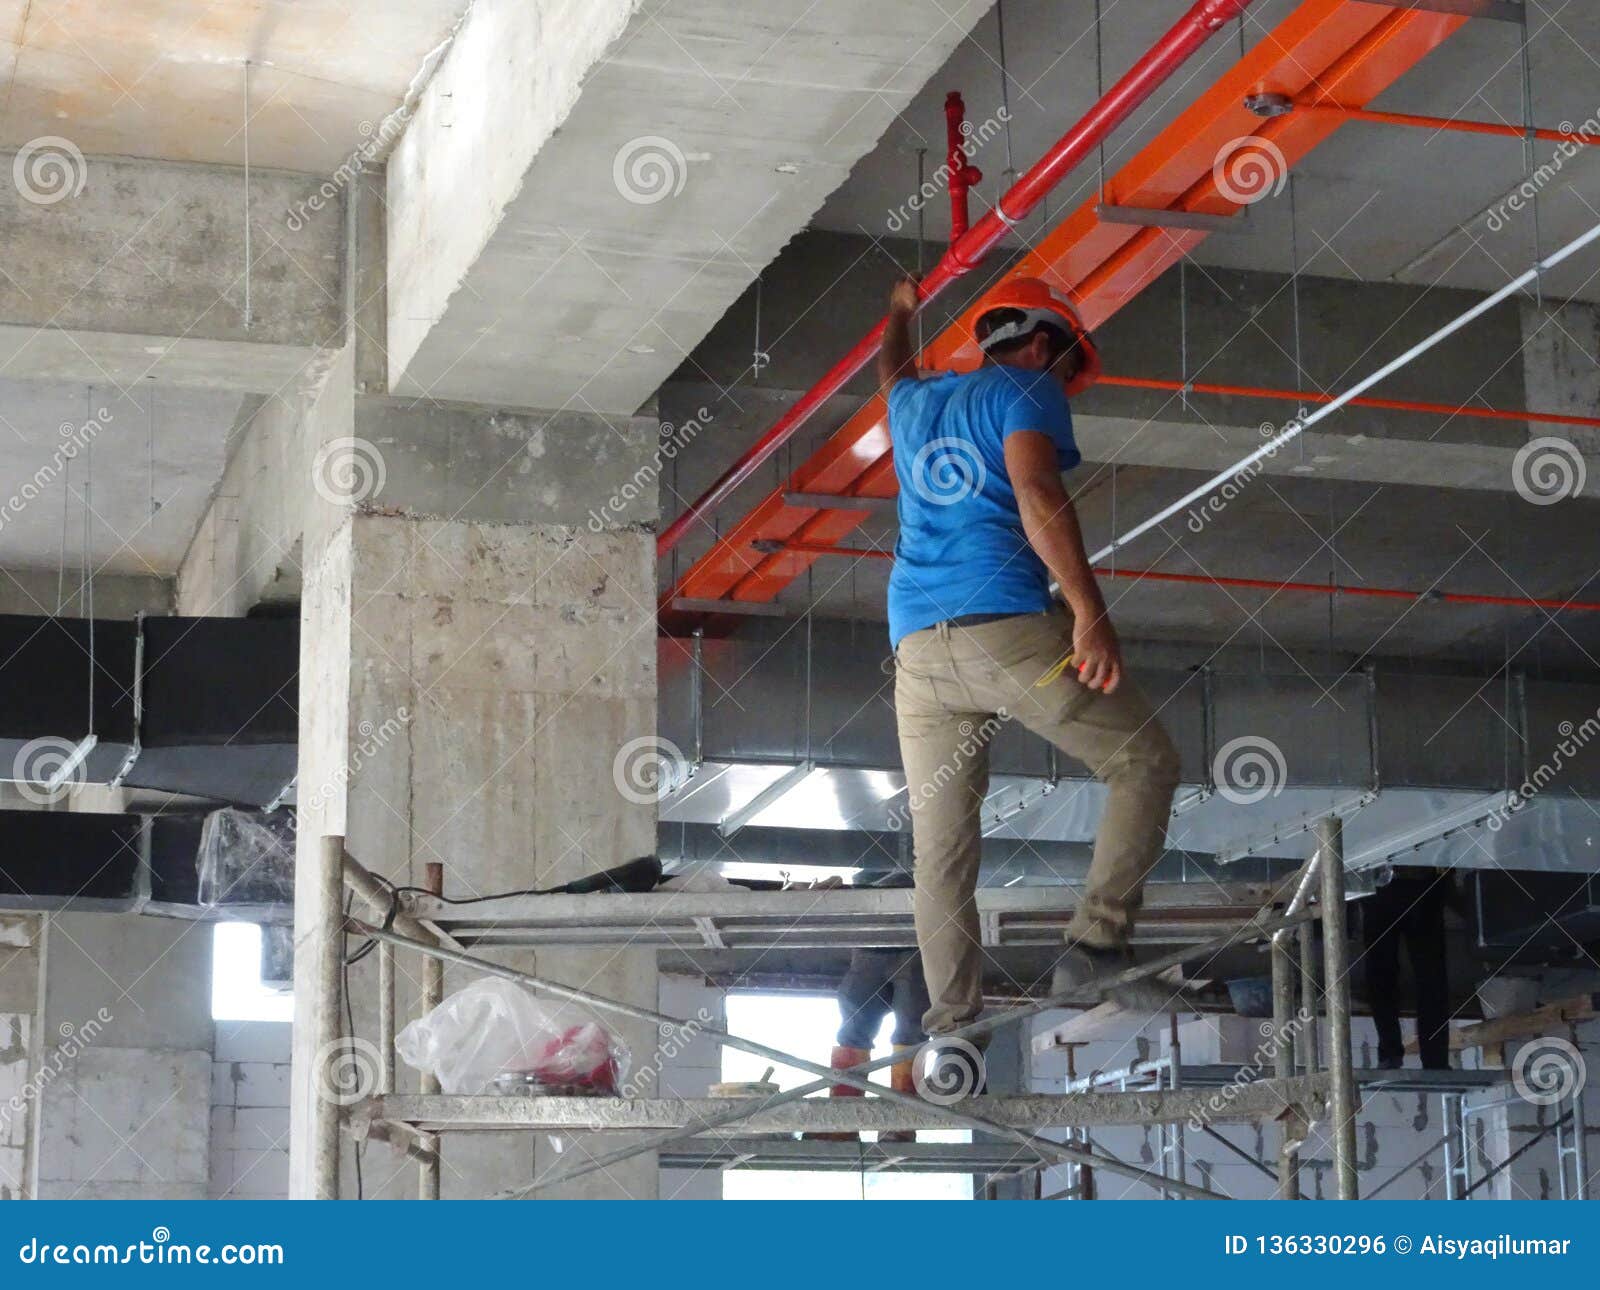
[1089,218,1600,566]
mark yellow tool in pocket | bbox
[1035,651,1076,687]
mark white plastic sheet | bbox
[395,977,628,1095]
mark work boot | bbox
[806,1045,869,1142]
[1052,941,1182,1014]
[879,1044,920,1145]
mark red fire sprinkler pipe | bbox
[656,0,1254,558]
[944,91,983,243]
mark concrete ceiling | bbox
[0,378,248,577]
[813,0,1600,302]
[0,0,468,172]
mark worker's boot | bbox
[806,1045,869,1142]
[878,1044,920,1144]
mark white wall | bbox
[209,1021,292,1200]
[32,913,213,1200]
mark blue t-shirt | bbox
[886,366,1080,646]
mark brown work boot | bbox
[806,1045,869,1142]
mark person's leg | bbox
[895,627,993,1037]
[836,950,893,1051]
[889,953,932,1047]
[950,611,1181,950]
[1363,899,1404,1067]
[1405,896,1452,1069]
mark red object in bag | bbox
[529,1023,620,1093]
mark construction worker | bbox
[819,947,931,1144]
[1361,866,1455,1069]
[879,274,1182,1043]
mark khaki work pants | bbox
[894,609,1181,1035]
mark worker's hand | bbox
[888,275,920,318]
[1071,613,1124,694]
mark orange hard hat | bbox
[961,277,1102,396]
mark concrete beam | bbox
[385,0,992,412]
[0,151,343,393]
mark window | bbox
[720,992,973,1200]
[211,922,293,1022]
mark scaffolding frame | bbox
[307,814,1387,1200]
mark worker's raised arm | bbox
[1003,429,1123,694]
[876,276,920,398]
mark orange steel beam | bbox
[662,0,1467,630]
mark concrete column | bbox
[288,347,663,1198]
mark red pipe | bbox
[944,91,983,243]
[766,541,1600,614]
[656,0,1254,558]
[1099,373,1600,431]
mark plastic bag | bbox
[395,977,628,1095]
[197,808,295,909]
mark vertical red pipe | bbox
[656,0,1253,558]
[944,91,982,243]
